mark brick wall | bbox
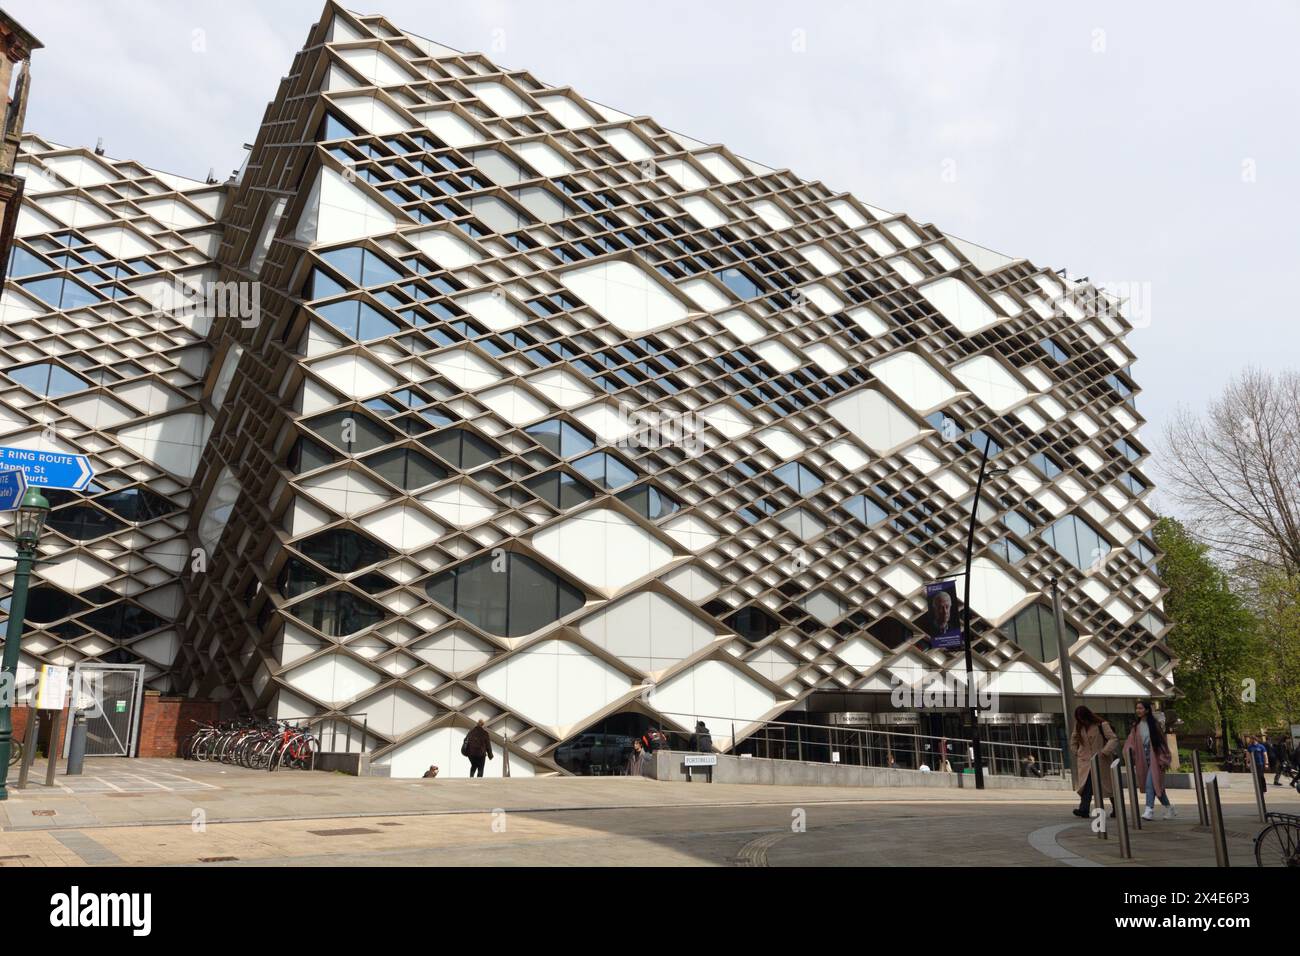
[136,692,222,757]
[11,692,222,758]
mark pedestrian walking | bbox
[1271,735,1290,786]
[1123,699,1175,820]
[1246,735,1269,794]
[461,719,494,778]
[1071,705,1118,818]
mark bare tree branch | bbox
[1160,367,1300,577]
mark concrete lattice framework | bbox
[1,137,223,685]
[1,3,1170,777]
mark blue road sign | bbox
[0,446,95,491]
[0,468,26,511]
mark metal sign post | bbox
[44,708,62,787]
[684,753,717,783]
[15,706,37,789]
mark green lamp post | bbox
[0,487,51,800]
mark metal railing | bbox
[656,711,1065,778]
[308,713,368,755]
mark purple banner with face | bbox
[923,580,964,650]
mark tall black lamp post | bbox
[0,487,51,800]
[961,435,1005,791]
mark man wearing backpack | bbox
[462,719,494,778]
[690,720,713,753]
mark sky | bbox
[9,0,1299,512]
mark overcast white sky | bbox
[10,0,1299,512]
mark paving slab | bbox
[3,758,1293,867]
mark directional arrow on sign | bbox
[0,467,26,511]
[0,445,95,491]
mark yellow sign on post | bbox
[34,664,69,711]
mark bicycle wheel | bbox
[8,739,23,767]
[1254,821,1300,867]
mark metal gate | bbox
[62,663,146,757]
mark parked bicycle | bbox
[1254,811,1300,867]
[183,718,318,771]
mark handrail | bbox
[655,710,1064,754]
[652,710,1065,777]
[306,712,368,754]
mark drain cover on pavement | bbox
[31,809,55,816]
[307,827,380,836]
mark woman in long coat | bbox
[1123,699,1175,820]
[1071,705,1118,817]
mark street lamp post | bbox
[961,434,1002,791]
[1050,577,1079,781]
[0,487,51,801]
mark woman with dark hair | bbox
[1070,705,1118,818]
[1124,699,1175,820]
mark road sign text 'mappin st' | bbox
[0,446,94,491]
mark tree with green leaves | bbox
[1254,571,1300,733]
[1153,516,1259,756]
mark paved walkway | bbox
[1,758,1292,866]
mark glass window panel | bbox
[298,528,391,572]
[6,362,90,397]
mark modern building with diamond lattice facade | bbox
[0,3,1172,776]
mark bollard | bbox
[1191,749,1209,826]
[1250,756,1267,823]
[16,707,38,790]
[1206,778,1229,867]
[65,710,88,776]
[1124,747,1142,831]
[1091,753,1108,839]
[1111,758,1132,859]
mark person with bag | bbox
[1124,699,1175,820]
[461,719,494,778]
[690,720,713,753]
[1071,705,1118,818]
